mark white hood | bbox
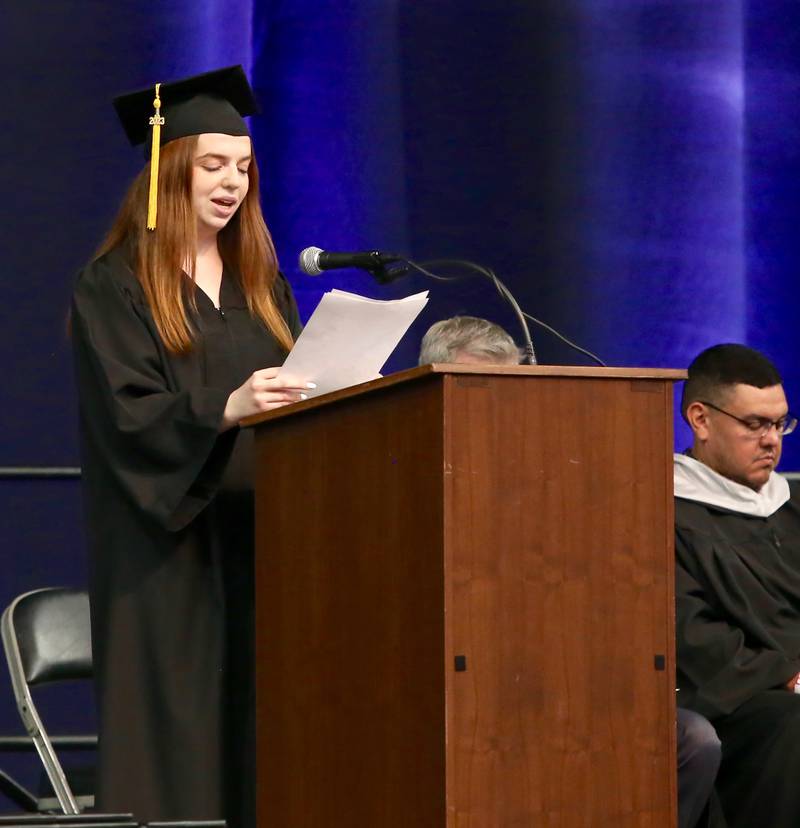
[673,453,790,518]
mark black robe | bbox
[71,247,302,826]
[675,485,800,828]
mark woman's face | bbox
[192,133,252,240]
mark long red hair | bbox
[97,135,294,354]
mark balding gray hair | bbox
[418,316,520,366]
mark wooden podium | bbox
[246,365,685,827]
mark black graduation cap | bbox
[112,65,259,229]
[113,65,258,149]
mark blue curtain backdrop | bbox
[1,0,799,807]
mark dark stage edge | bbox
[0,816,224,827]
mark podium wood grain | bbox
[250,366,680,827]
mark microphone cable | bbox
[402,258,606,368]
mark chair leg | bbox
[0,768,38,811]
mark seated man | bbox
[676,343,800,828]
[418,315,520,365]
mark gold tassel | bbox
[146,83,164,230]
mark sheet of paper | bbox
[278,289,429,397]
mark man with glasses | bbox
[676,343,800,828]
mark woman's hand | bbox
[220,367,314,431]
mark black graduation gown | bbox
[71,247,302,826]
[675,486,800,828]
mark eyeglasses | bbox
[699,400,797,437]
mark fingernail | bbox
[306,382,317,389]
[300,393,308,400]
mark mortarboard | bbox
[112,65,259,230]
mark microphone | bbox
[298,246,402,276]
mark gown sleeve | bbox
[675,528,800,719]
[71,255,233,532]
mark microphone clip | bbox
[369,260,411,284]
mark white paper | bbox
[278,289,429,397]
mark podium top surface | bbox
[241,363,686,428]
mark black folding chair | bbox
[1,588,96,814]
